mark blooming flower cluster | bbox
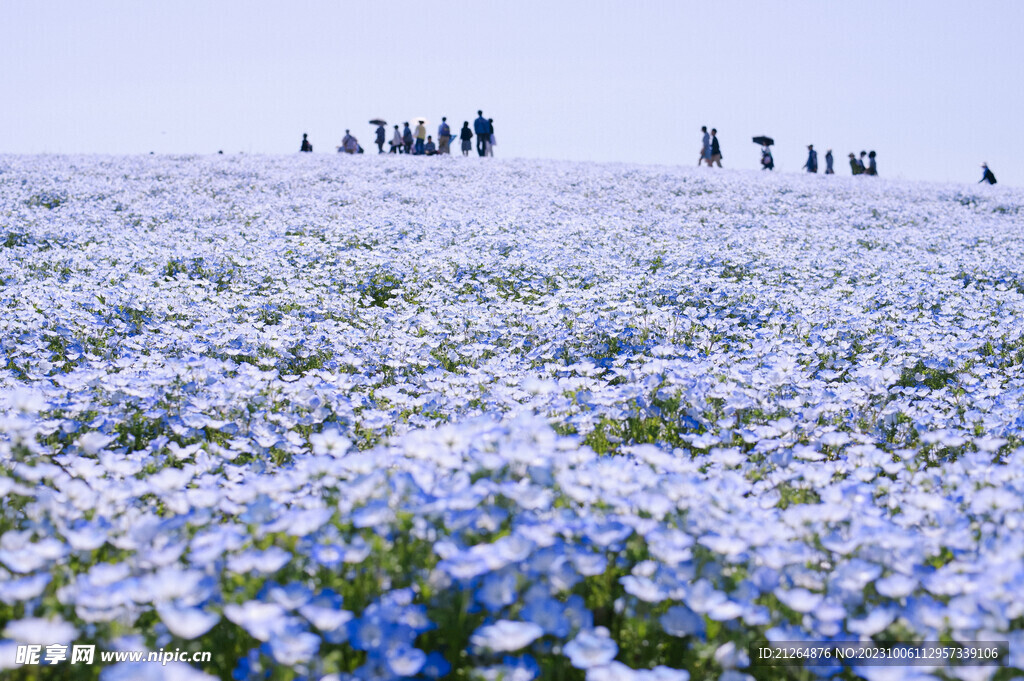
[0,154,1023,680]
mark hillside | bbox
[1,154,1023,680]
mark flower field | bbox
[1,154,1023,680]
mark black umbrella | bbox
[752,136,774,146]
[369,119,387,126]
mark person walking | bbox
[486,118,495,156]
[803,144,818,173]
[474,110,489,156]
[390,125,403,153]
[414,120,427,155]
[300,133,313,153]
[709,129,722,167]
[460,121,473,156]
[849,153,863,175]
[760,144,774,170]
[866,151,878,176]
[979,163,998,184]
[438,117,451,154]
[402,122,413,154]
[699,126,711,166]
[374,124,386,154]
[825,149,834,174]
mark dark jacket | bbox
[711,136,721,156]
[474,115,489,136]
[980,168,997,184]
[804,150,817,172]
[375,126,386,144]
[460,125,473,141]
[402,126,413,144]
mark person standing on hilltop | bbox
[979,163,997,184]
[699,126,711,166]
[390,125,403,153]
[709,129,722,167]
[474,110,489,156]
[760,144,774,170]
[849,153,863,175]
[486,119,495,156]
[438,117,451,154]
[866,151,878,176]
[375,124,386,154]
[300,133,313,152]
[402,122,413,154]
[414,120,427,155]
[803,144,818,173]
[825,149,834,174]
[460,121,473,156]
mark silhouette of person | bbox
[438,117,451,154]
[849,153,863,175]
[803,145,818,173]
[866,151,878,176]
[486,119,495,156]
[460,121,473,156]
[414,120,427,155]
[709,129,722,167]
[339,129,358,154]
[300,133,313,153]
[375,125,386,154]
[761,145,774,171]
[825,149,834,174]
[402,123,413,154]
[390,125,402,153]
[699,126,711,166]
[979,163,997,184]
[474,110,489,156]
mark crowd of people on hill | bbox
[303,120,1000,184]
[300,111,496,158]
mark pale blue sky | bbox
[1,1,1021,185]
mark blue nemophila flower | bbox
[563,627,618,669]
[155,604,219,639]
[874,573,918,598]
[472,655,541,681]
[470,620,544,652]
[0,572,49,603]
[521,586,572,637]
[264,628,320,667]
[297,589,351,632]
[420,651,452,679]
[3,616,76,643]
[478,569,519,610]
[384,643,427,677]
[658,605,705,639]
[223,601,289,642]
[773,587,823,613]
[587,663,690,681]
